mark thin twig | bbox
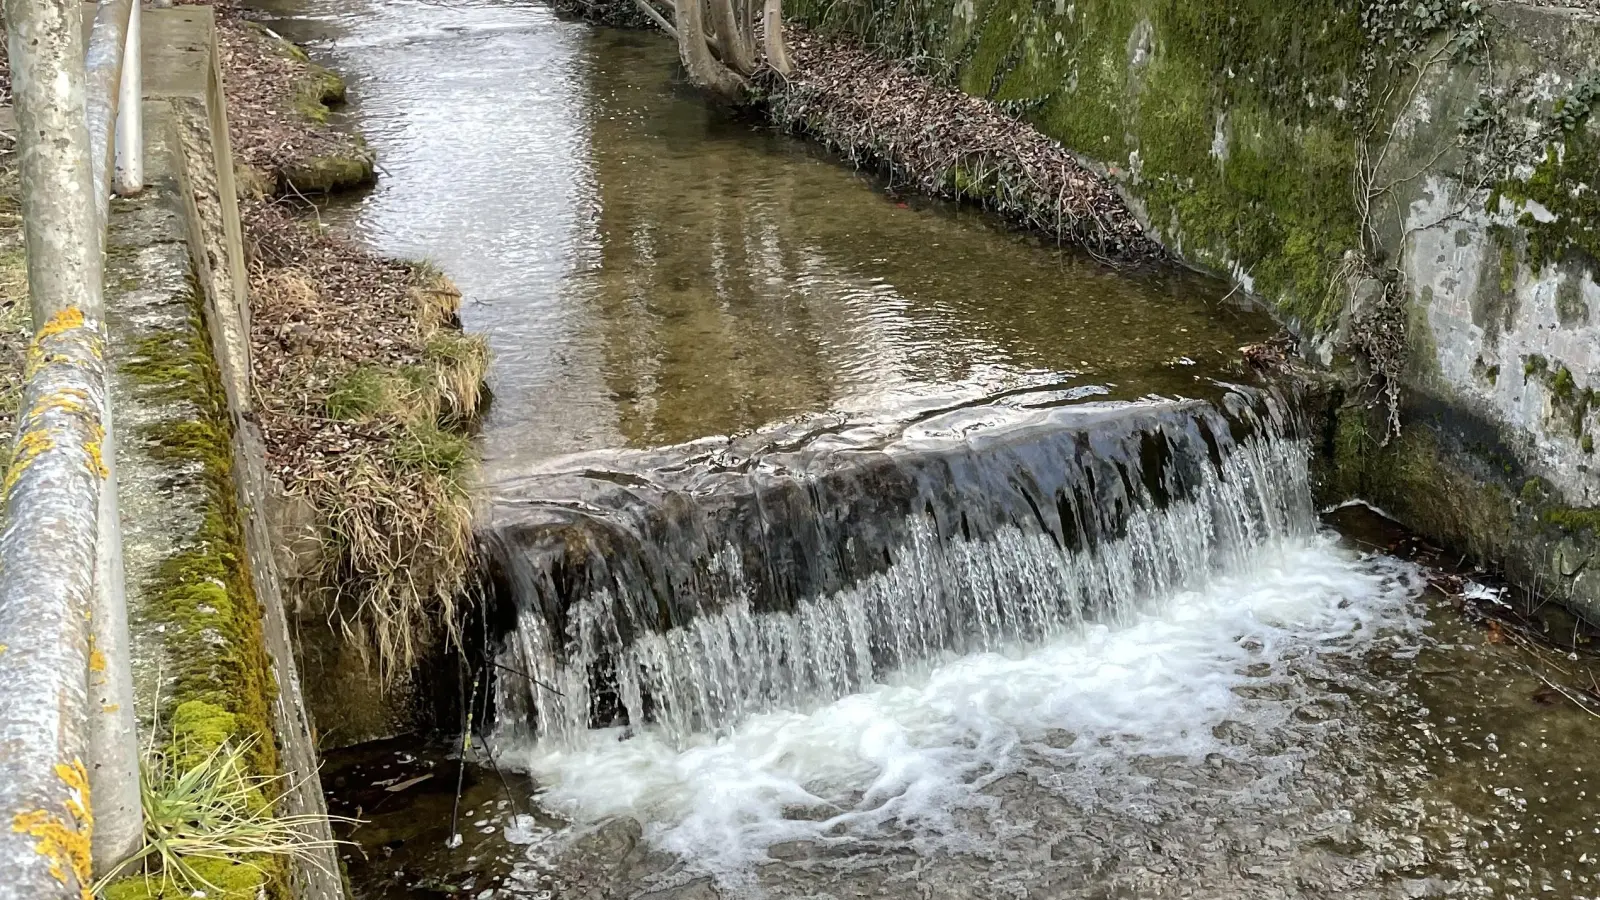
[472,674,523,819]
[447,671,481,851]
[492,659,565,697]
[1525,664,1600,720]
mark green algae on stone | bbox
[1498,127,1600,276]
[279,136,377,195]
[1323,400,1516,565]
[294,66,347,124]
[1544,506,1600,534]
[104,857,269,900]
[169,700,240,764]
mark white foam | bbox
[506,534,1425,880]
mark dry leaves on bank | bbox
[772,29,1160,261]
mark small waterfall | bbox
[484,387,1313,749]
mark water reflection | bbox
[255,0,1273,482]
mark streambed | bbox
[250,2,1600,898]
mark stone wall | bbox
[789,0,1600,618]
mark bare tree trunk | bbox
[708,0,756,75]
[676,0,747,99]
[763,0,792,76]
[736,0,755,59]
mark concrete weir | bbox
[95,9,338,899]
[483,387,1310,746]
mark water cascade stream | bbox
[486,388,1310,748]
[257,2,1600,896]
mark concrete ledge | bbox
[105,9,343,900]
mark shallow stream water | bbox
[256,0,1271,483]
[253,2,1600,898]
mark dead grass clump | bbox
[243,201,485,683]
[0,158,32,478]
[424,332,489,424]
[302,441,474,681]
[410,262,462,334]
[769,29,1159,261]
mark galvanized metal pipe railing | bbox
[0,0,144,895]
[83,0,144,877]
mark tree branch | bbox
[632,0,678,38]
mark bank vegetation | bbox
[210,4,488,683]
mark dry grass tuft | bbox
[425,331,489,424]
[98,735,347,898]
[302,441,474,680]
[245,202,485,683]
[410,262,463,335]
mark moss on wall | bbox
[1325,399,1516,562]
[108,286,286,900]
[1497,125,1600,274]
[793,0,1371,326]
[1322,396,1600,619]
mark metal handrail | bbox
[0,0,144,896]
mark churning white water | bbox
[507,534,1425,881]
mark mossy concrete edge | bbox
[103,101,283,900]
[137,9,345,900]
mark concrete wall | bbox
[792,0,1600,618]
[111,9,342,899]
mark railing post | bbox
[0,0,105,896]
[113,0,143,195]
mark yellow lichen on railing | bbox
[10,759,94,900]
[3,429,57,498]
[35,308,87,341]
[85,423,109,479]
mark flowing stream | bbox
[256,2,1600,898]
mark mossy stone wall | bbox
[792,0,1368,326]
[790,0,1600,618]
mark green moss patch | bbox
[1545,506,1600,534]
[1324,400,1516,563]
[104,858,268,900]
[279,140,377,195]
[116,292,286,899]
[1498,130,1600,275]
